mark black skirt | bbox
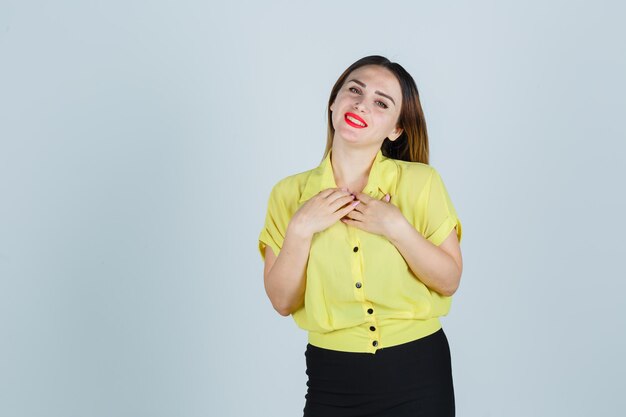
[303,328,455,417]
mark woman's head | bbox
[325,55,429,164]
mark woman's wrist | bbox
[286,220,314,242]
[385,216,414,245]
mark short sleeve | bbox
[423,168,462,246]
[258,182,289,262]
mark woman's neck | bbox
[330,144,378,194]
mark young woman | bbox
[258,55,463,417]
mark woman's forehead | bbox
[345,66,400,92]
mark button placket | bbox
[349,229,378,351]
[365,304,379,350]
[368,320,379,350]
[351,235,364,300]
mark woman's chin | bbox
[334,129,366,144]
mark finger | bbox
[354,192,374,203]
[327,189,355,204]
[318,188,350,203]
[346,209,365,222]
[329,194,356,212]
[336,200,361,219]
[318,188,339,198]
[351,203,366,216]
[341,216,363,227]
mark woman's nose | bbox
[353,100,368,112]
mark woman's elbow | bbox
[440,270,462,297]
[266,293,292,317]
[440,284,458,297]
[272,297,303,317]
[274,303,292,317]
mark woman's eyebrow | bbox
[347,78,396,106]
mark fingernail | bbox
[385,194,390,202]
[352,200,360,207]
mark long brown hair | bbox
[323,55,429,164]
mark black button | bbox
[369,326,376,331]
[353,246,359,252]
[355,282,362,289]
[367,308,374,314]
[372,341,378,347]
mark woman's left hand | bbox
[340,192,407,239]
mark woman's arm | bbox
[263,223,312,316]
[387,222,463,296]
[263,188,358,316]
[340,192,463,297]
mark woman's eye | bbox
[376,101,388,109]
[349,87,361,94]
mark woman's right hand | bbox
[287,188,360,238]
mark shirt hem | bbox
[307,317,442,354]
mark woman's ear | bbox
[388,126,403,141]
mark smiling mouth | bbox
[345,113,367,128]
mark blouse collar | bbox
[298,148,399,204]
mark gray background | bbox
[1,1,624,416]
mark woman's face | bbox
[330,65,403,149]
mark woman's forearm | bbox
[387,218,461,296]
[264,223,312,316]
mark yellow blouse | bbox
[258,149,462,354]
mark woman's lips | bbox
[345,112,368,128]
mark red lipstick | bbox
[344,112,368,128]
